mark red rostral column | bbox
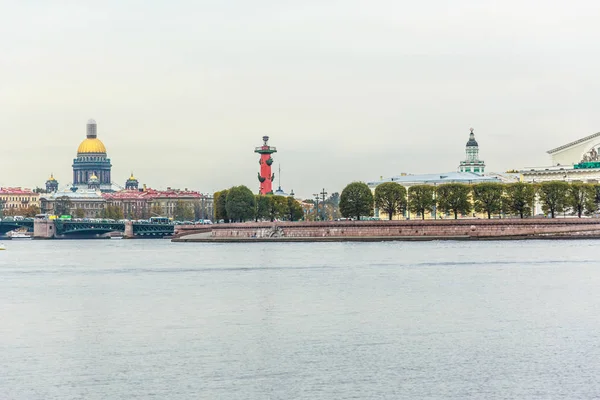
[255,136,277,194]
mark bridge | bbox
[0,218,174,238]
[0,218,34,234]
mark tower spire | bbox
[458,127,485,174]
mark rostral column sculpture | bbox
[255,136,277,194]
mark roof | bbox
[41,189,104,200]
[367,172,501,187]
[547,132,600,154]
[0,187,37,194]
[103,188,205,201]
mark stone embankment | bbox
[172,219,600,242]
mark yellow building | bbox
[367,172,519,220]
[0,188,41,215]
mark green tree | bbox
[503,182,536,218]
[472,183,504,219]
[74,208,86,218]
[254,195,270,221]
[214,190,229,222]
[408,185,436,220]
[340,182,374,220]
[538,181,569,218]
[436,183,472,219]
[287,197,304,221]
[266,195,288,222]
[22,205,41,217]
[225,186,256,222]
[374,182,407,220]
[173,200,194,221]
[54,196,72,216]
[150,203,163,217]
[101,205,124,220]
[567,182,595,218]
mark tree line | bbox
[339,181,600,220]
[214,185,304,222]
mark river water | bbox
[1,239,599,399]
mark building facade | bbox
[72,119,112,192]
[458,128,485,174]
[103,188,214,220]
[547,131,600,167]
[367,172,503,220]
[0,188,40,215]
[40,189,106,218]
[521,133,600,185]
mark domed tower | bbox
[88,174,100,190]
[459,128,485,174]
[72,119,112,192]
[125,173,139,190]
[45,173,59,192]
[255,136,277,194]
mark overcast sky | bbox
[2,0,600,198]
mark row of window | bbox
[2,203,37,208]
[0,196,37,202]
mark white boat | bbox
[8,232,31,239]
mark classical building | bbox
[458,128,485,174]
[72,119,112,192]
[547,132,600,166]
[0,188,40,215]
[40,189,106,218]
[45,174,59,192]
[367,172,502,219]
[521,132,600,184]
[103,187,214,220]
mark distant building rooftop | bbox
[367,172,502,188]
[0,187,37,194]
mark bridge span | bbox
[0,218,174,239]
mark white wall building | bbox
[521,132,600,185]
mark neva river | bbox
[1,239,600,399]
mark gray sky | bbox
[2,0,600,198]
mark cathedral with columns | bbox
[44,119,138,193]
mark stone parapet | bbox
[174,218,600,242]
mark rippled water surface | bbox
[1,239,600,399]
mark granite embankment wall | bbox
[173,219,600,242]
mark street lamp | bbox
[320,188,328,221]
[313,194,320,221]
[433,183,437,220]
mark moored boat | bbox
[7,232,31,239]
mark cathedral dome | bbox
[77,138,107,154]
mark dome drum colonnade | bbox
[72,119,112,190]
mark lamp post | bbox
[433,183,437,220]
[313,194,320,221]
[320,188,328,221]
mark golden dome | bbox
[48,173,56,181]
[77,138,107,154]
